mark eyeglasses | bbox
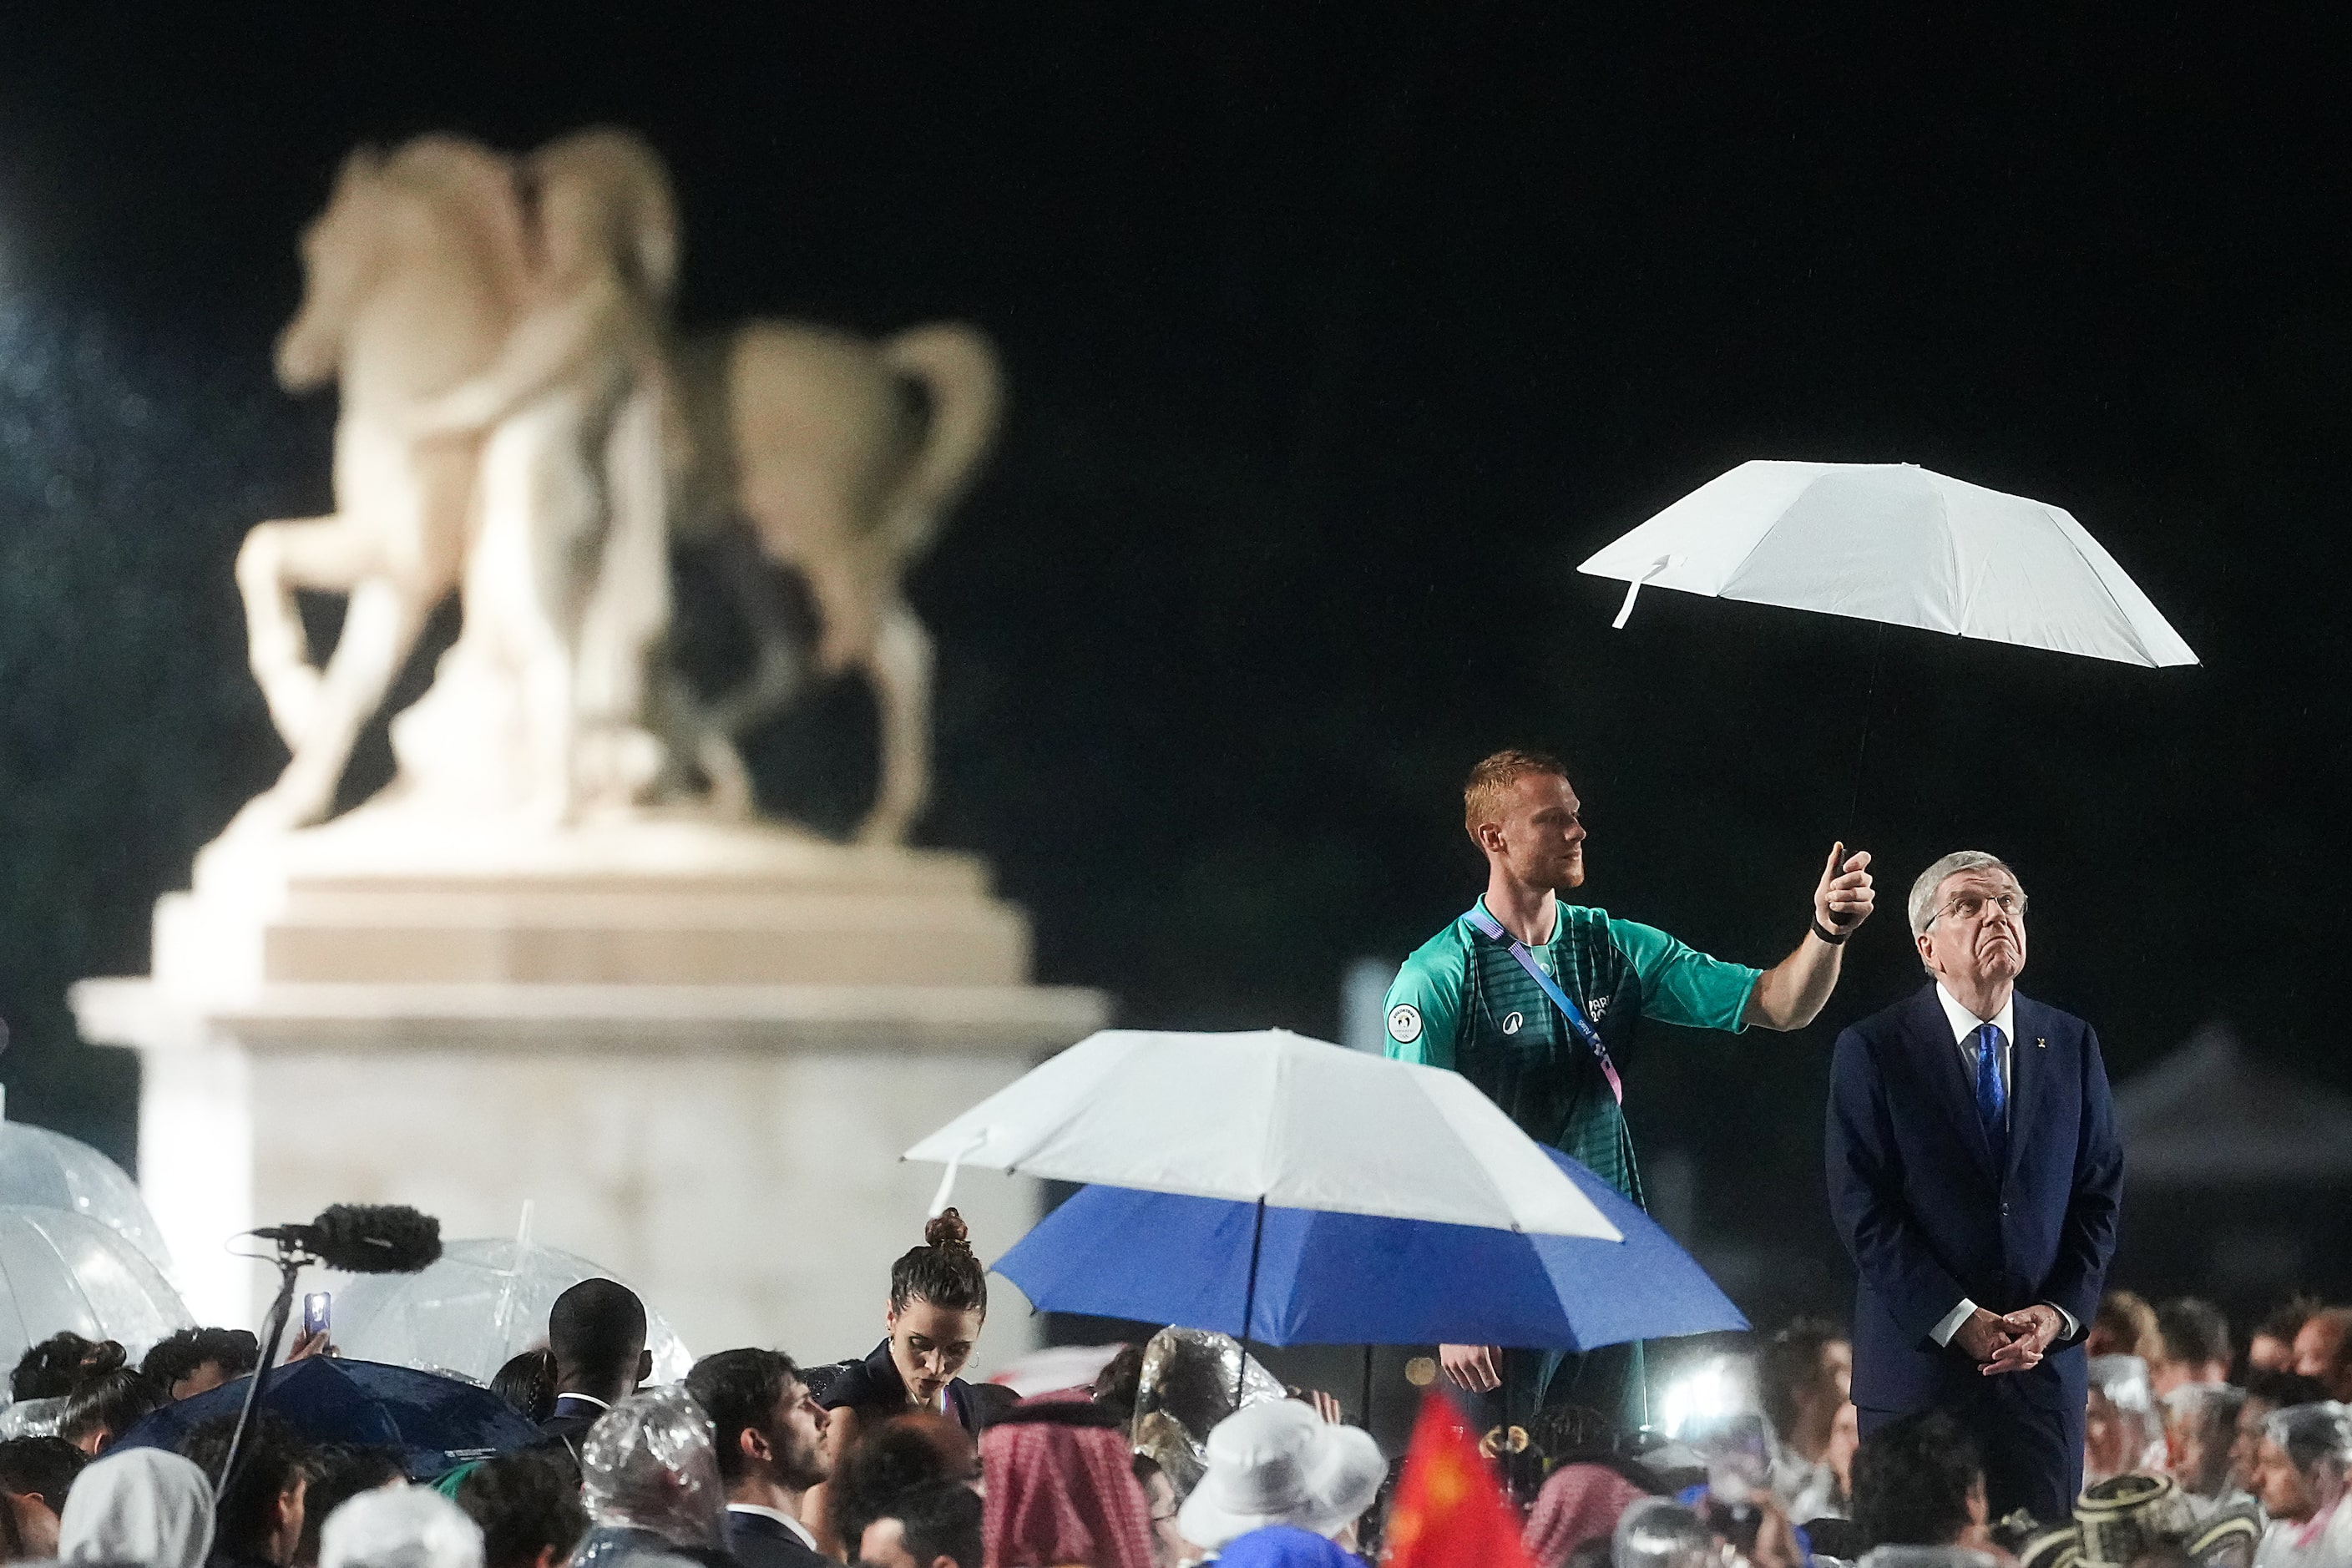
[1926,889,2026,929]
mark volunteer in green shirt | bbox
[1385,747,1876,1428]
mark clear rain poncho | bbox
[1130,1328,1287,1501]
[2253,1404,2352,1568]
[2165,1383,2252,1505]
[567,1386,728,1568]
[2088,1355,2169,1483]
[2266,1404,2352,1480]
[1611,1500,1718,1568]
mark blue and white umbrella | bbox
[993,1146,1745,1351]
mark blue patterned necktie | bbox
[1975,1022,2009,1169]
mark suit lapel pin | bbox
[2036,1037,2046,1049]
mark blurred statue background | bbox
[233,127,1002,844]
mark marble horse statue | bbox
[234,128,1001,843]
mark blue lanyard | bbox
[1463,903,1625,1105]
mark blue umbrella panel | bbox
[993,1145,1746,1349]
[114,1356,544,1479]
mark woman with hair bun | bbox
[800,1211,994,1559]
[817,1210,992,1440]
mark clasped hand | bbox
[1952,1304,2061,1375]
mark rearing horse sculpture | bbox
[235,136,532,837]
[234,129,1003,843]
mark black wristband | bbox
[1810,918,1849,946]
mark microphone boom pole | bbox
[213,1205,441,1505]
[213,1236,308,1507]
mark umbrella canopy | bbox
[331,1238,693,1385]
[904,1029,1621,1240]
[114,1355,543,1479]
[0,1206,192,1373]
[992,1146,1744,1350]
[1579,460,2197,667]
[0,1120,174,1275]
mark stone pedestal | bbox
[72,807,1108,1374]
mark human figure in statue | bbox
[402,126,683,821]
[1383,747,1875,1430]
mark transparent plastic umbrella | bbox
[332,1222,691,1385]
[0,1206,195,1376]
[0,1111,175,1277]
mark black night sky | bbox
[3,6,2347,1324]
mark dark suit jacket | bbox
[726,1507,835,1568]
[1826,984,2124,1414]
[817,1341,989,1436]
[539,1393,611,1455]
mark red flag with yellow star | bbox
[1383,1391,1530,1568]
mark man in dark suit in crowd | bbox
[1828,851,2124,1521]
[540,1279,653,1455]
[685,1348,834,1568]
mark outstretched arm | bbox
[407,276,629,437]
[1744,843,1874,1030]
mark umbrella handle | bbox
[1611,556,1679,630]
[1233,1197,1267,1405]
[1841,621,1892,842]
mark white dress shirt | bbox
[729,1504,821,1553]
[1925,984,2078,1348]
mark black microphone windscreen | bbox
[308,1204,443,1273]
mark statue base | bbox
[71,806,1108,1373]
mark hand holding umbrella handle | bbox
[1813,842,1875,935]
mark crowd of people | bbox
[3,1211,2350,1568]
[1731,1292,2352,1568]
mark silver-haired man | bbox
[1825,851,2125,1521]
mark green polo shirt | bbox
[1383,898,1759,1206]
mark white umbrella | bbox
[1580,460,2197,667]
[903,1029,1621,1240]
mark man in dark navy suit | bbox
[685,1348,836,1568]
[539,1278,654,1459]
[1828,851,2124,1523]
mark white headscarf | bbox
[58,1448,216,1568]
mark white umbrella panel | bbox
[1580,460,2197,668]
[904,1028,1619,1240]
[906,1028,1629,1405]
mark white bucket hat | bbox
[1176,1399,1388,1550]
